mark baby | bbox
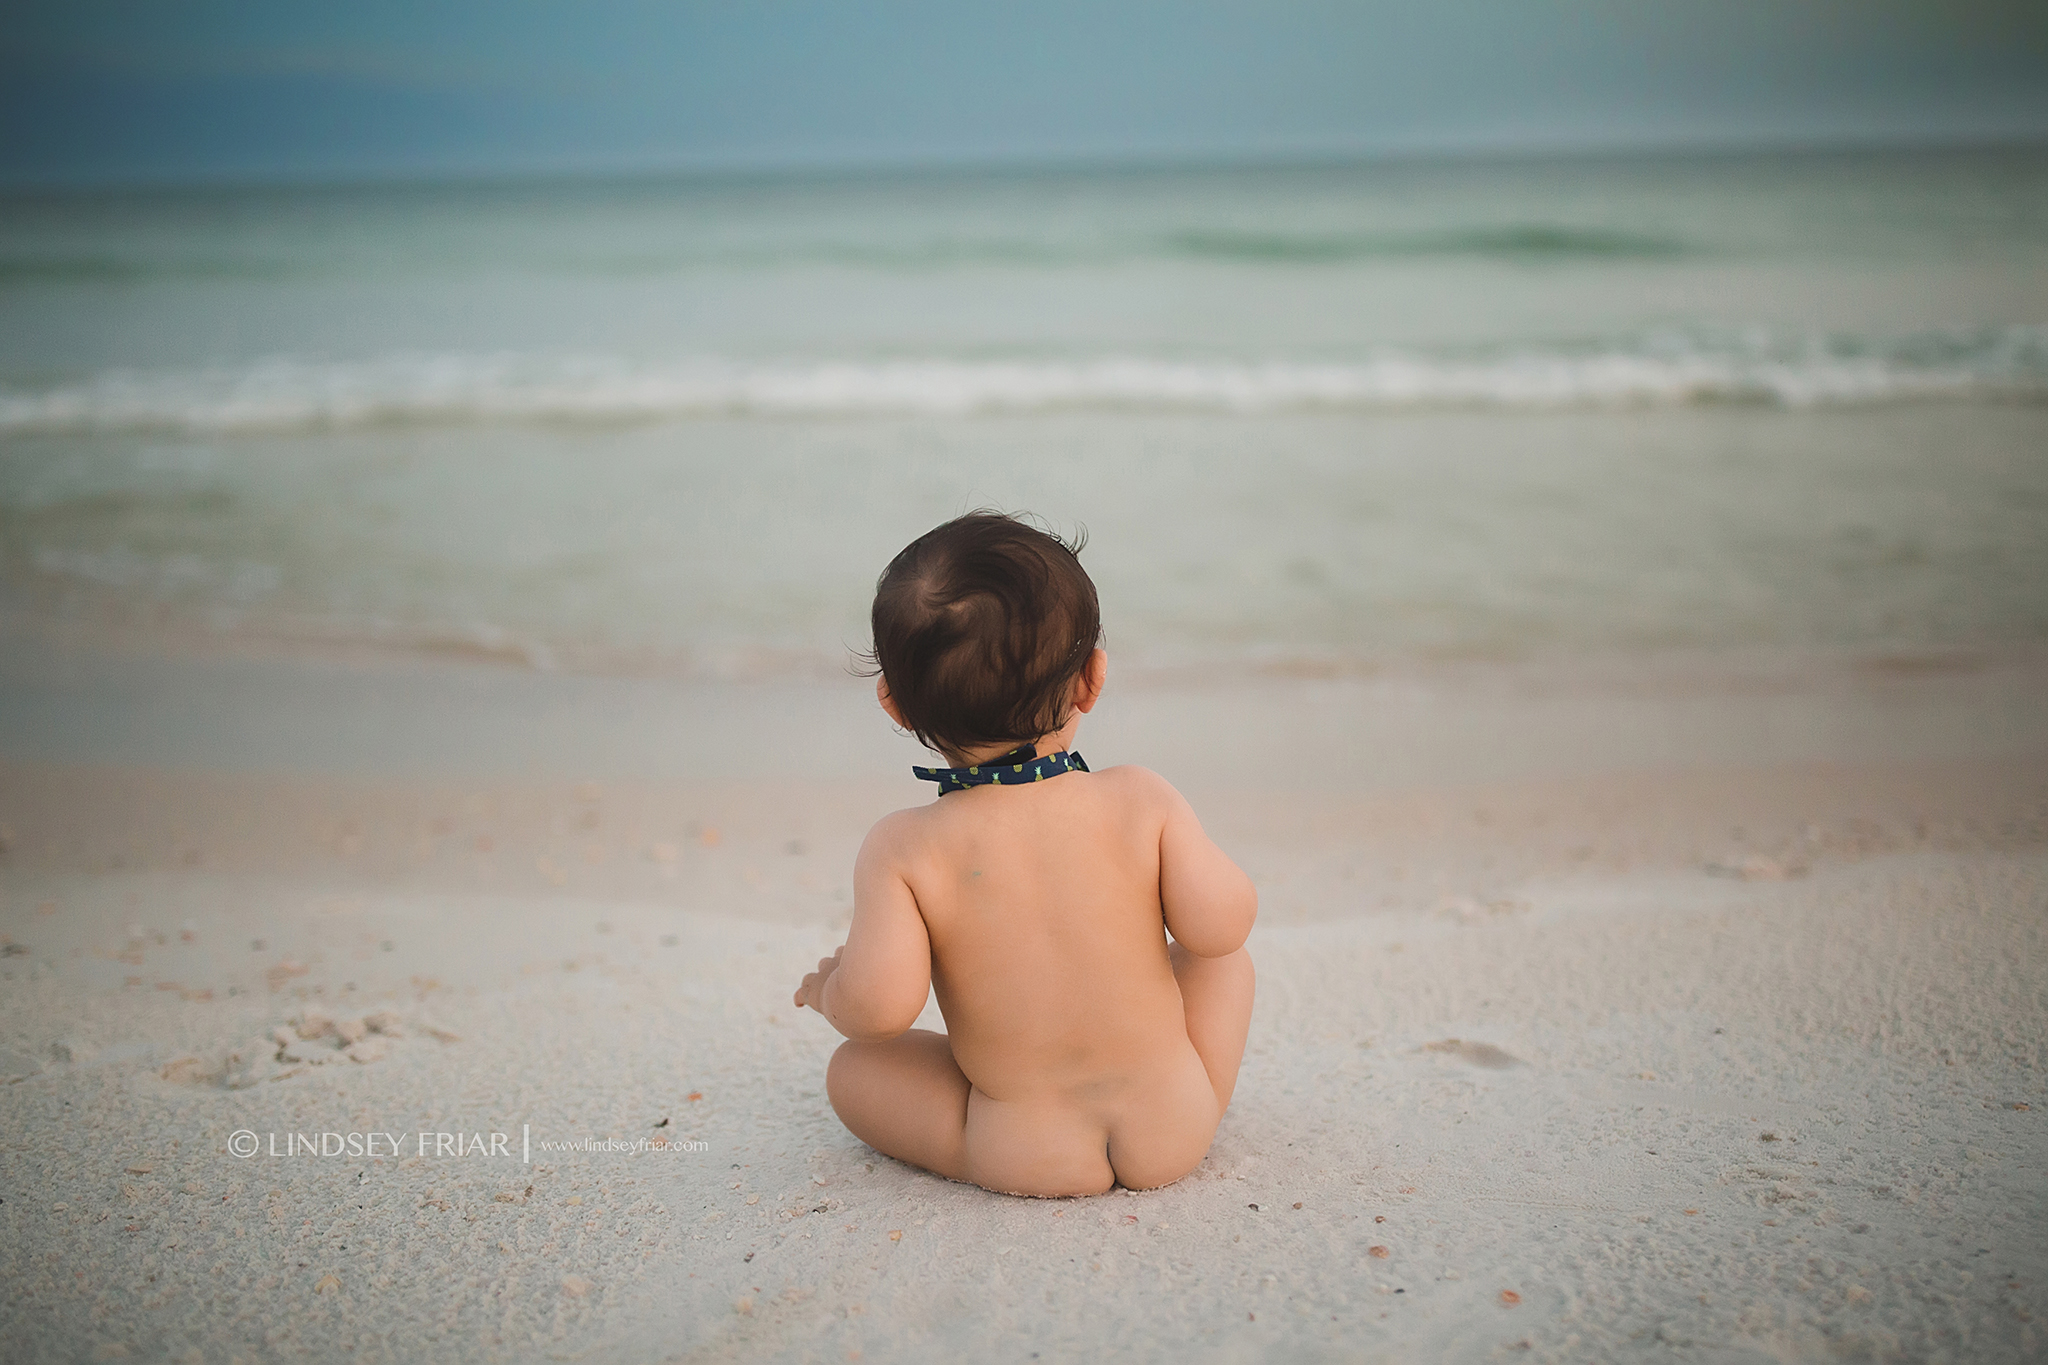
[794,512,1256,1196]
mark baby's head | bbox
[867,512,1103,762]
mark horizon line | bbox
[5,127,2046,197]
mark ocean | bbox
[2,147,2045,679]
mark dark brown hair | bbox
[862,512,1101,759]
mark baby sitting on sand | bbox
[793,512,1257,1196]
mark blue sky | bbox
[4,1,2045,183]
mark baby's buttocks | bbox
[959,1042,1218,1196]
[1100,1044,1222,1190]
[961,1087,1117,1196]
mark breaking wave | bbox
[3,329,2043,434]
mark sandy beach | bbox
[2,637,2043,1362]
[6,6,2047,1358]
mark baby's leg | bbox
[825,1030,971,1182]
[1169,941,1255,1112]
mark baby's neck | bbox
[945,722,1081,769]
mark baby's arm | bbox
[792,814,932,1040]
[1147,772,1258,958]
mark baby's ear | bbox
[1072,648,1108,714]
[877,676,910,729]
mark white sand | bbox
[1,645,2044,1361]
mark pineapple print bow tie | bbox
[913,746,1090,795]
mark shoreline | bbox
[5,626,2045,777]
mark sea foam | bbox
[1,329,2042,435]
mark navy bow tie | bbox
[913,745,1091,795]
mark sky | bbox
[3,0,2046,184]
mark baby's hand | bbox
[793,946,844,1011]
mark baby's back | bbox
[891,766,1191,1101]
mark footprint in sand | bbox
[1433,895,1531,925]
[159,1009,451,1088]
[1703,853,1808,881]
[1420,1038,1523,1069]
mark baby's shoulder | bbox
[1075,763,1194,828]
[1082,761,1177,801]
[859,803,930,850]
[850,806,934,885]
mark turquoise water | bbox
[2,148,2045,674]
